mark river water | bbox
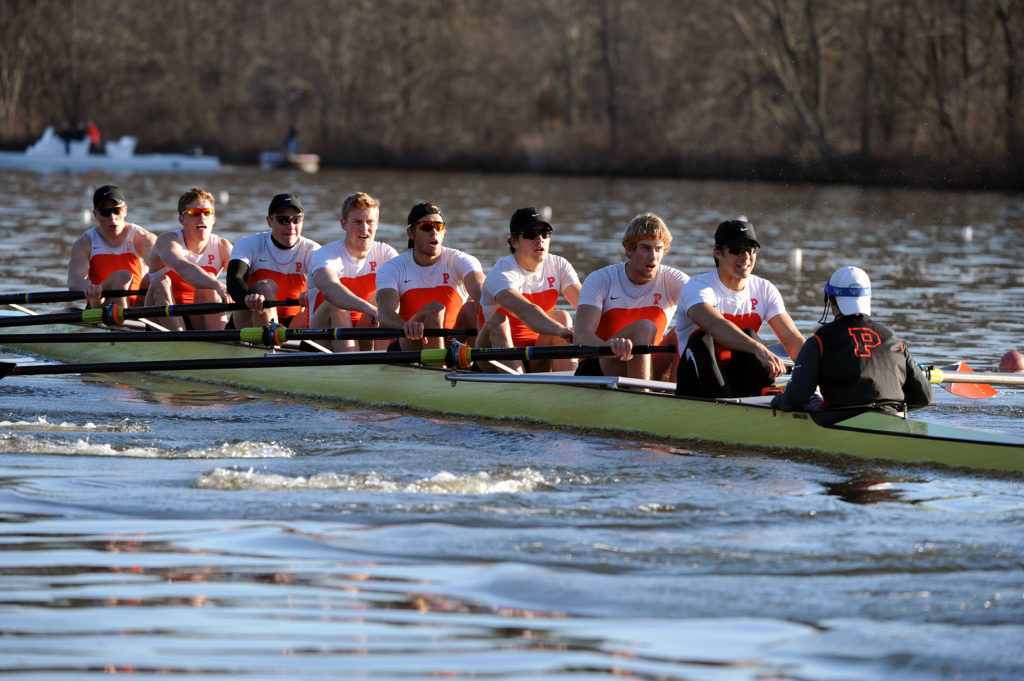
[0,165,1022,679]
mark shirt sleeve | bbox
[375,258,400,291]
[452,250,483,282]
[578,268,610,309]
[902,347,934,410]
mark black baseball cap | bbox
[714,219,759,248]
[407,202,443,225]
[93,185,126,209]
[268,193,304,215]
[509,207,551,234]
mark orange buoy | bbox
[998,350,1024,372]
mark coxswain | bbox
[771,266,933,423]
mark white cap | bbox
[824,266,871,316]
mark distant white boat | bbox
[0,126,220,173]
[259,150,320,173]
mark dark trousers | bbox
[675,329,772,398]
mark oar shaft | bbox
[0,299,300,328]
[0,289,146,305]
[0,344,675,378]
[930,369,1024,387]
[0,326,478,345]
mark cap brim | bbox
[836,297,870,315]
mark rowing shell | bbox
[2,321,1023,473]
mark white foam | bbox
[195,467,549,494]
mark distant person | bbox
[67,185,156,309]
[675,218,804,398]
[307,192,398,351]
[285,125,300,154]
[226,193,320,330]
[145,187,232,331]
[86,120,101,151]
[771,266,932,422]
[475,207,580,373]
[574,213,689,381]
[375,202,484,350]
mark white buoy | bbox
[788,247,803,271]
[962,225,973,242]
[82,209,92,224]
[540,206,552,222]
[219,191,229,205]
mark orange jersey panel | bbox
[399,286,464,328]
[595,305,669,343]
[247,268,307,319]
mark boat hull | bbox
[3,325,1023,473]
[0,151,220,173]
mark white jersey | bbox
[375,247,482,326]
[578,263,688,342]
[307,239,398,315]
[675,270,788,354]
[480,254,580,345]
[231,232,320,319]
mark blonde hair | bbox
[622,213,672,251]
[341,192,380,221]
[177,186,215,215]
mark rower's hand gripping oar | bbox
[0,343,677,379]
[0,289,147,305]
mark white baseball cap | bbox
[824,266,871,315]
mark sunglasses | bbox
[415,221,446,232]
[180,207,214,217]
[518,227,552,240]
[726,244,758,256]
[97,205,125,217]
[272,214,303,225]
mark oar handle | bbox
[0,288,146,305]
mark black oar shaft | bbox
[0,344,676,378]
[0,299,300,328]
[0,289,146,305]
[0,326,477,345]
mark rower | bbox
[574,212,689,381]
[144,186,233,331]
[374,202,484,350]
[306,192,398,351]
[67,185,156,309]
[227,193,321,330]
[770,266,933,423]
[474,207,581,373]
[675,218,805,398]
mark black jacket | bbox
[771,314,932,424]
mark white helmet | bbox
[824,266,871,316]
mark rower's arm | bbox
[312,269,376,318]
[772,337,821,412]
[562,282,582,309]
[903,349,934,409]
[464,270,484,303]
[154,235,228,297]
[688,302,784,378]
[494,289,573,339]
[766,312,806,359]
[375,288,404,329]
[225,259,251,304]
[572,304,604,346]
[66,234,93,292]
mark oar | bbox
[0,326,478,346]
[927,363,1018,398]
[0,344,676,379]
[0,289,147,305]
[0,299,300,328]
